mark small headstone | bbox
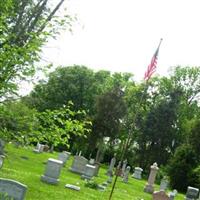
[70,156,88,174]
[65,184,80,191]
[160,177,169,191]
[106,156,116,176]
[0,155,4,169]
[123,166,131,183]
[185,186,199,200]
[0,139,5,155]
[94,161,101,176]
[169,189,177,200]
[33,143,44,153]
[121,159,128,177]
[153,191,170,200]
[97,184,106,191]
[89,158,95,165]
[107,175,113,184]
[58,151,71,166]
[0,178,27,200]
[41,158,63,184]
[132,167,143,180]
[81,164,96,180]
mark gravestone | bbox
[89,158,95,165]
[153,191,170,200]
[121,159,127,177]
[122,166,131,183]
[169,189,177,200]
[94,161,101,176]
[144,162,159,194]
[81,164,96,180]
[0,155,4,169]
[106,156,116,176]
[0,139,5,155]
[41,158,63,184]
[107,175,113,184]
[65,184,80,191]
[132,167,143,179]
[33,143,44,153]
[160,177,169,191]
[115,161,122,176]
[70,156,88,174]
[0,178,27,200]
[58,151,71,166]
[185,186,199,200]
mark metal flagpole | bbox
[108,83,149,200]
[108,38,163,200]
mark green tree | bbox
[33,102,92,150]
[0,101,38,144]
[25,66,96,112]
[0,0,72,99]
[89,87,127,161]
[167,145,198,192]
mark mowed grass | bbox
[1,144,185,200]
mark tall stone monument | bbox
[106,156,116,176]
[144,162,159,194]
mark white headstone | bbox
[0,178,27,200]
[33,143,44,153]
[81,164,96,180]
[160,177,169,191]
[132,167,143,179]
[65,184,80,191]
[41,158,63,184]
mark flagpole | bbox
[108,38,163,200]
[108,82,149,200]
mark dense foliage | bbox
[0,0,72,99]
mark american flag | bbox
[144,39,162,81]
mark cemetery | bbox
[0,143,187,199]
[1,1,200,200]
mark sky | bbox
[20,0,200,94]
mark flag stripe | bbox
[144,39,162,81]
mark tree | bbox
[33,102,92,150]
[89,87,127,161]
[0,101,38,144]
[0,0,72,99]
[24,66,132,114]
[167,145,198,192]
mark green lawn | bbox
[1,144,185,200]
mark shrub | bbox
[167,144,198,192]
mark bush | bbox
[189,165,200,189]
[84,180,98,190]
[167,145,198,192]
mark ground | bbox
[0,144,185,200]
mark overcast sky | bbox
[20,0,200,94]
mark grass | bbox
[1,144,185,200]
